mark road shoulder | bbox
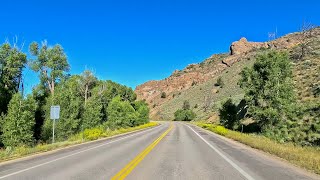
[189,123,320,180]
[0,123,160,166]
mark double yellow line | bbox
[111,123,173,180]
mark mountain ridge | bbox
[135,28,320,120]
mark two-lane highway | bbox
[0,122,318,180]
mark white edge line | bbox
[0,125,163,179]
[185,124,255,180]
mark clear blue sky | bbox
[1,0,319,92]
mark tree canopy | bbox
[239,51,295,130]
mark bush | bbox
[107,96,139,127]
[174,109,196,121]
[182,100,190,110]
[132,100,150,125]
[214,126,228,136]
[219,98,239,130]
[83,128,103,140]
[161,92,166,98]
[214,77,224,87]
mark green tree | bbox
[219,98,239,130]
[0,113,4,146]
[133,100,150,125]
[41,76,83,141]
[174,109,196,121]
[117,85,136,102]
[1,93,36,147]
[29,41,70,97]
[107,96,139,127]
[0,43,27,114]
[79,70,97,106]
[174,100,196,121]
[239,51,295,131]
[81,96,103,130]
[31,84,49,140]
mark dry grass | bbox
[156,29,320,122]
[195,122,320,174]
[0,122,158,163]
[293,36,320,102]
[159,53,257,120]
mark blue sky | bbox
[1,0,319,92]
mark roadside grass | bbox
[194,122,320,175]
[0,122,158,163]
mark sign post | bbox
[50,105,60,143]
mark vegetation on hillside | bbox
[149,27,320,125]
[159,52,255,120]
[218,50,320,146]
[174,100,196,121]
[0,41,150,150]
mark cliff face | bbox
[135,29,315,120]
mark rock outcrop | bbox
[230,37,267,55]
[135,30,306,120]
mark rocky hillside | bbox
[135,28,320,120]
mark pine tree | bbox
[1,93,36,147]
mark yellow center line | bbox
[111,123,173,180]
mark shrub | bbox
[107,96,139,127]
[161,92,166,98]
[214,126,228,136]
[182,100,190,110]
[83,128,103,140]
[219,98,239,130]
[174,109,196,121]
[132,100,150,125]
[214,77,224,87]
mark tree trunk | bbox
[84,85,88,107]
[51,80,55,97]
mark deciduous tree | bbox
[29,41,70,97]
[0,43,27,114]
[239,51,295,130]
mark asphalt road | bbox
[0,122,318,180]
